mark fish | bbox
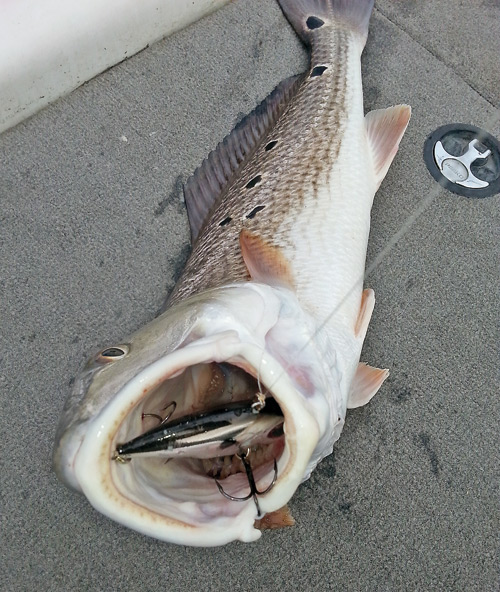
[53,0,410,547]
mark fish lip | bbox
[52,420,88,492]
[53,365,103,492]
[71,330,320,545]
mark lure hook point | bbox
[141,400,177,426]
[214,450,278,517]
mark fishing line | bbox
[256,351,264,398]
[263,112,499,393]
[264,184,439,393]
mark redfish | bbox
[53,0,410,546]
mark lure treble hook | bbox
[214,449,278,517]
[141,400,177,426]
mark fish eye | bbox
[96,345,129,363]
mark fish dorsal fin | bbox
[355,288,375,340]
[239,229,295,289]
[365,105,411,189]
[347,363,389,409]
[184,74,303,243]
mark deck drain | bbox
[423,124,500,198]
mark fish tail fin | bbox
[278,0,374,47]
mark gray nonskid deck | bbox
[1,1,498,590]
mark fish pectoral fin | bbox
[365,105,411,190]
[239,229,295,289]
[254,505,295,530]
[347,363,389,409]
[354,288,375,340]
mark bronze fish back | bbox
[169,26,353,305]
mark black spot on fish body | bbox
[219,216,232,227]
[264,140,278,151]
[245,175,262,189]
[246,205,266,219]
[306,16,324,29]
[310,66,328,77]
[219,438,236,450]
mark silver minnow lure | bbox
[115,398,284,460]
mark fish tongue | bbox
[185,362,264,413]
[184,362,226,411]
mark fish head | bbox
[53,283,343,545]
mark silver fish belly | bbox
[53,0,410,546]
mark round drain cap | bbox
[423,124,500,198]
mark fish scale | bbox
[170,28,356,327]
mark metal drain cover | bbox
[423,124,500,198]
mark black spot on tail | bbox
[306,16,324,29]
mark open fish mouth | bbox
[69,331,319,545]
[53,0,408,546]
[112,361,286,511]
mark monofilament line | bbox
[266,112,499,391]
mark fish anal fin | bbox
[184,74,303,243]
[347,363,389,409]
[355,288,375,340]
[255,505,295,530]
[365,105,411,189]
[239,229,295,289]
